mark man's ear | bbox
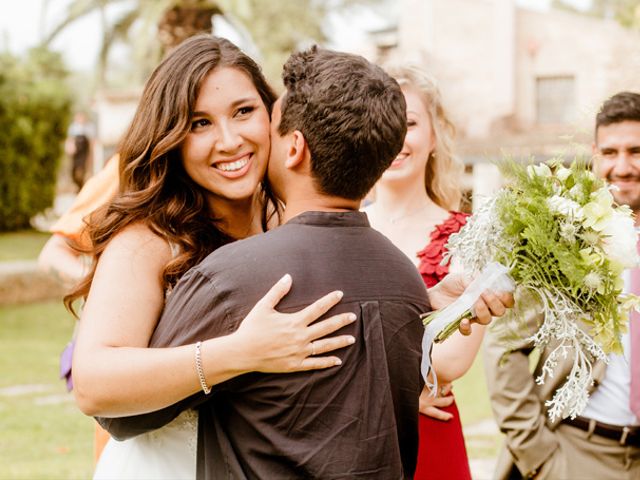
[284,130,308,170]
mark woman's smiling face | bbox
[380,85,435,186]
[180,66,271,208]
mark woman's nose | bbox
[215,122,242,153]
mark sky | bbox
[0,0,593,72]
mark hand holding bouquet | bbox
[422,158,640,421]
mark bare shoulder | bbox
[100,223,172,268]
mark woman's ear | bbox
[284,130,307,170]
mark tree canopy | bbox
[43,0,382,87]
[552,0,640,29]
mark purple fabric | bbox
[59,340,75,391]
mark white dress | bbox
[93,409,198,479]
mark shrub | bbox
[0,47,72,231]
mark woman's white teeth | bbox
[217,158,249,172]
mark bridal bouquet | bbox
[422,158,640,421]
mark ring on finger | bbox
[439,386,446,397]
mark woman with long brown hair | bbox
[69,35,356,478]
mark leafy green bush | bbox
[0,47,72,231]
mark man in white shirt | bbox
[485,91,640,479]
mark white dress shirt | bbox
[582,269,639,426]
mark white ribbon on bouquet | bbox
[420,262,516,392]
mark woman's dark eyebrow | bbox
[192,97,259,117]
[230,96,259,108]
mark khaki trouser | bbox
[533,423,640,480]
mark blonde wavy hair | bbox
[384,64,465,210]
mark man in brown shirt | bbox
[100,47,506,479]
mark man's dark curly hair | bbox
[596,91,640,133]
[278,46,407,200]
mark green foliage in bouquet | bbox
[496,159,631,353]
[442,157,640,420]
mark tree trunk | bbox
[157,3,223,53]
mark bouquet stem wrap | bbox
[420,262,515,394]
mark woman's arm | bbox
[426,271,511,383]
[73,224,355,417]
[38,233,86,286]
[430,327,485,384]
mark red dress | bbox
[414,211,471,480]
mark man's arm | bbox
[483,301,558,478]
[97,392,204,440]
[95,268,232,439]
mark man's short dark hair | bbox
[596,91,640,132]
[278,46,407,200]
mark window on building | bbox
[536,76,576,125]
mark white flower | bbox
[600,210,639,269]
[584,272,603,291]
[547,195,584,220]
[527,163,552,178]
[580,230,601,246]
[560,223,578,242]
[556,167,572,183]
[583,188,615,231]
[569,185,584,202]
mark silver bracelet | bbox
[195,341,212,395]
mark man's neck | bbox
[282,195,360,223]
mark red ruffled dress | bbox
[414,211,471,480]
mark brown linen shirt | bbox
[99,211,429,480]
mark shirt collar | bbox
[285,210,370,228]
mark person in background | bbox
[65,111,96,191]
[485,91,640,479]
[365,64,480,479]
[38,154,119,287]
[37,153,119,462]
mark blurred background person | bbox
[65,111,96,191]
[38,153,119,463]
[365,64,480,480]
[38,155,119,287]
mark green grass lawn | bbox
[455,352,504,461]
[0,301,93,479]
[0,230,51,261]
[455,352,492,426]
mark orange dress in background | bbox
[414,211,472,480]
[50,155,119,246]
[52,154,119,463]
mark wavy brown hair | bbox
[384,64,464,210]
[65,35,277,315]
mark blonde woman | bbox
[365,65,477,479]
